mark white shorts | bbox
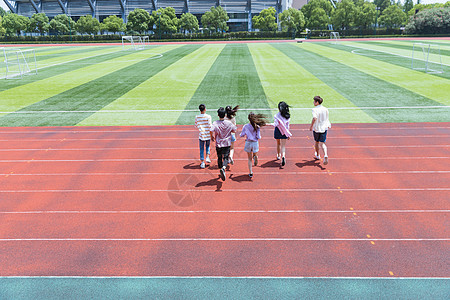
[244,140,259,153]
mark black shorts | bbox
[274,127,288,139]
[313,130,327,143]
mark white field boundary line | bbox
[1,210,448,214]
[1,171,449,176]
[0,276,448,279]
[0,145,448,151]
[0,188,448,193]
[0,106,448,114]
[350,45,450,67]
[0,126,448,133]
[0,157,448,162]
[0,135,448,141]
[0,238,448,241]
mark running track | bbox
[0,123,448,291]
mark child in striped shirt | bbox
[195,104,212,169]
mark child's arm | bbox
[310,117,317,131]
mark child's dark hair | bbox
[314,96,323,104]
[248,112,268,131]
[217,107,226,118]
[226,105,239,119]
[278,101,290,119]
[199,104,206,112]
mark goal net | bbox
[411,42,443,74]
[330,32,340,44]
[122,36,149,50]
[1,48,37,79]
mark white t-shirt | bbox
[312,105,331,133]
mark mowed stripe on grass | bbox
[79,44,224,126]
[0,45,199,126]
[176,44,272,125]
[302,42,450,106]
[273,43,448,122]
[248,43,376,124]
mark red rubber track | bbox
[0,123,448,277]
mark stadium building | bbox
[1,0,298,31]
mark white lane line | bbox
[0,145,448,151]
[1,210,447,214]
[0,157,448,162]
[0,188,448,193]
[0,106,448,114]
[0,126,448,133]
[0,276,448,279]
[1,171,449,176]
[0,135,448,141]
[0,238,447,241]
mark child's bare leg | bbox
[247,152,253,175]
[276,139,281,159]
[281,139,287,158]
[314,141,320,158]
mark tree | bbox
[373,0,391,12]
[0,16,5,36]
[1,13,29,36]
[308,7,329,29]
[49,14,75,35]
[301,0,333,28]
[379,4,406,28]
[126,8,151,33]
[252,7,277,31]
[75,15,100,35]
[404,0,414,13]
[101,15,124,33]
[152,7,179,34]
[179,12,199,33]
[331,0,356,30]
[0,7,6,17]
[405,7,449,34]
[201,6,229,33]
[354,1,377,29]
[279,8,306,35]
[29,13,49,35]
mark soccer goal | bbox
[1,48,37,79]
[122,36,149,50]
[411,42,443,74]
[330,31,340,44]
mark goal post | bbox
[2,48,37,79]
[330,31,340,44]
[122,35,149,50]
[411,42,443,74]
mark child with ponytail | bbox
[240,112,268,178]
[273,101,292,167]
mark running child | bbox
[195,104,212,169]
[240,112,268,178]
[210,107,237,181]
[225,105,239,165]
[273,101,292,167]
[309,96,331,165]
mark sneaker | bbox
[276,155,281,160]
[249,173,253,178]
[200,162,205,169]
[205,156,211,163]
[253,155,258,166]
[220,167,226,181]
[314,152,321,160]
[281,157,286,166]
[229,157,234,165]
[323,156,329,165]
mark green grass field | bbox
[0,39,449,127]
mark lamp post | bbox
[374,7,380,36]
[157,12,161,40]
